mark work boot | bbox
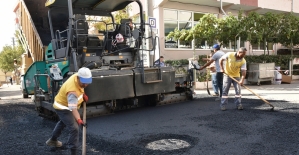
[221,106,226,111]
[46,138,62,147]
[237,104,243,110]
[212,93,219,96]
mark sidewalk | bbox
[194,80,299,102]
[0,84,22,99]
[1,80,298,102]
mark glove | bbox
[83,93,88,102]
[77,119,86,127]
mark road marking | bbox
[145,139,190,150]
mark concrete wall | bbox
[0,71,12,82]
[259,0,298,13]
[21,53,33,75]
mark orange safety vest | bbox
[53,73,84,110]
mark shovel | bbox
[82,101,87,155]
[224,73,274,111]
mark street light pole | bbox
[12,37,15,47]
[193,34,196,85]
[291,0,293,12]
[290,0,294,77]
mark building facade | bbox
[132,0,299,60]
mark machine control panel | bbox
[49,67,63,81]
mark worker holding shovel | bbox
[46,67,91,155]
[219,47,247,111]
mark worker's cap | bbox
[78,67,92,84]
[212,44,220,49]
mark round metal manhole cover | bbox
[145,139,190,150]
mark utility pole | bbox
[291,0,293,12]
[147,0,154,67]
[290,0,294,77]
[12,37,15,47]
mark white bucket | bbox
[275,71,282,85]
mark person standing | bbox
[198,44,225,100]
[46,67,92,155]
[201,51,218,96]
[209,56,219,96]
[154,56,165,67]
[219,47,247,111]
[13,59,20,85]
[9,77,13,85]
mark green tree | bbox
[0,45,24,73]
[244,12,282,55]
[90,6,131,31]
[166,27,181,41]
[191,14,219,47]
[217,11,247,50]
[277,13,299,76]
[278,13,299,47]
[243,12,262,51]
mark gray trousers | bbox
[220,75,242,107]
[50,109,79,150]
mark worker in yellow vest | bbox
[219,47,247,111]
[46,67,92,155]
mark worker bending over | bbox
[46,67,92,155]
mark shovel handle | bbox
[224,73,274,109]
[82,101,86,155]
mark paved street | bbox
[0,84,22,100]
[0,81,298,155]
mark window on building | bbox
[194,12,204,22]
[164,9,207,49]
[223,39,245,50]
[252,42,265,50]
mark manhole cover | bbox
[145,139,190,150]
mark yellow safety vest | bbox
[53,73,84,110]
[225,52,246,77]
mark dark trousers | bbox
[188,69,194,81]
[216,72,223,97]
[50,109,79,150]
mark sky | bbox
[0,0,18,51]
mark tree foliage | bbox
[90,7,130,31]
[166,27,181,41]
[217,12,247,49]
[243,12,282,54]
[0,45,24,72]
[166,11,299,55]
[191,14,218,46]
[278,13,299,47]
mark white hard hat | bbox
[78,67,92,84]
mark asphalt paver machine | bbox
[21,0,194,119]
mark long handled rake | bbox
[225,73,274,111]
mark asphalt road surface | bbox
[0,82,298,155]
